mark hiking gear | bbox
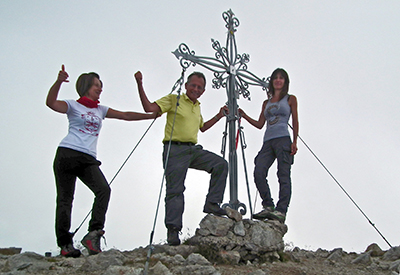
[72,118,157,237]
[203,201,227,216]
[252,206,275,220]
[254,136,293,214]
[81,229,104,255]
[54,147,111,247]
[167,226,181,246]
[144,70,186,274]
[60,243,81,258]
[266,210,286,223]
[164,144,228,229]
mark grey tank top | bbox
[263,94,291,142]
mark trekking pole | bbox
[144,69,186,275]
[289,124,392,248]
[72,117,158,237]
[237,118,254,218]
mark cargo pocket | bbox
[282,145,294,165]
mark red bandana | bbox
[77,96,99,108]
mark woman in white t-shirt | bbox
[46,65,158,258]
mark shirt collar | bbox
[182,93,200,105]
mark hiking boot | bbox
[167,226,181,246]
[203,201,227,216]
[225,206,242,222]
[252,206,275,220]
[266,210,286,223]
[60,243,81,258]
[81,229,105,255]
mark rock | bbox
[0,215,397,275]
[0,247,22,256]
[225,206,242,222]
[149,261,172,275]
[172,264,220,275]
[199,214,234,236]
[219,250,241,265]
[186,216,287,264]
[233,221,246,236]
[77,249,126,273]
[326,248,344,263]
[173,254,186,264]
[366,243,385,257]
[247,220,286,252]
[102,265,143,275]
[351,252,372,265]
[389,259,400,272]
[185,253,212,266]
[384,246,400,261]
[152,244,198,258]
[249,270,267,275]
[315,248,330,258]
[259,251,280,262]
[2,252,52,273]
[0,243,396,275]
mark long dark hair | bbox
[267,68,290,100]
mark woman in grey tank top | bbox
[239,68,299,223]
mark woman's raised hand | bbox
[58,64,69,83]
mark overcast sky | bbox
[1,0,400,256]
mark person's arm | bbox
[134,71,161,113]
[105,108,159,121]
[239,100,267,129]
[46,65,69,113]
[288,95,299,155]
[200,106,228,132]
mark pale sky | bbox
[1,1,400,256]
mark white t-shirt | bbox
[59,100,109,158]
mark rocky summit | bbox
[1,215,400,275]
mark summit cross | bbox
[172,9,269,214]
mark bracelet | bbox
[214,115,219,121]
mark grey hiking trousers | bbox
[254,136,293,214]
[162,143,228,230]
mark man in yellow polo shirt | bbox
[135,70,235,246]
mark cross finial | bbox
[223,9,239,35]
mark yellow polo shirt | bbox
[156,93,204,144]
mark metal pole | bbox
[227,73,239,209]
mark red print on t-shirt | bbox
[80,112,100,136]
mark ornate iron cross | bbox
[172,9,269,214]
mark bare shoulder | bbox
[288,94,297,104]
[262,99,268,107]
